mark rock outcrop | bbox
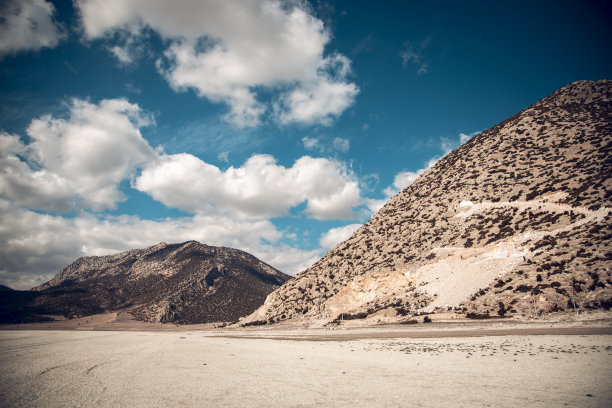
[2,241,290,324]
[244,80,612,325]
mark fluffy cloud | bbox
[76,0,358,127]
[1,98,362,219]
[277,55,358,125]
[319,223,361,250]
[0,201,321,289]
[0,0,65,58]
[134,153,361,220]
[302,137,320,150]
[0,98,157,212]
[0,95,366,288]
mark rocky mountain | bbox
[244,80,612,325]
[1,241,290,324]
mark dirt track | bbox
[1,328,610,407]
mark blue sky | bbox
[0,0,610,289]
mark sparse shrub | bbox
[242,320,268,327]
[423,316,432,323]
[395,307,411,316]
[515,284,532,293]
[498,301,507,316]
[466,312,490,319]
[401,319,418,325]
[332,311,368,322]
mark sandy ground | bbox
[1,326,611,407]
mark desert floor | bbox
[1,322,611,407]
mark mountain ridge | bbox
[243,79,612,326]
[2,241,290,324]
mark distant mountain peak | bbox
[4,241,290,324]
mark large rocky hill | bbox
[244,80,612,326]
[1,241,290,324]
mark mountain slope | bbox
[244,80,612,325]
[2,241,290,324]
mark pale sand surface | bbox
[1,329,611,407]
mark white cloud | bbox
[109,44,133,64]
[0,132,74,212]
[333,137,350,153]
[382,156,442,199]
[440,131,478,156]
[76,0,358,127]
[134,153,361,220]
[366,163,433,215]
[383,171,422,197]
[400,37,431,75]
[277,54,358,125]
[319,223,361,250]
[364,198,387,214]
[107,33,147,66]
[302,136,319,150]
[217,151,229,163]
[302,135,350,154]
[460,132,475,144]
[0,0,65,58]
[0,98,156,212]
[0,200,320,289]
[2,98,362,220]
[0,94,368,289]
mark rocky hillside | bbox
[244,80,612,325]
[1,241,290,324]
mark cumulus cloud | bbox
[1,97,363,219]
[0,95,366,288]
[319,223,361,250]
[0,98,156,212]
[134,153,361,220]
[0,0,65,58]
[75,0,358,127]
[0,201,321,289]
[277,54,358,125]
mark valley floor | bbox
[1,324,611,407]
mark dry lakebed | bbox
[1,318,611,407]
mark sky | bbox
[0,0,610,289]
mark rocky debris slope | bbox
[2,241,289,324]
[244,80,612,325]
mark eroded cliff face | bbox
[244,80,612,325]
[10,241,290,324]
